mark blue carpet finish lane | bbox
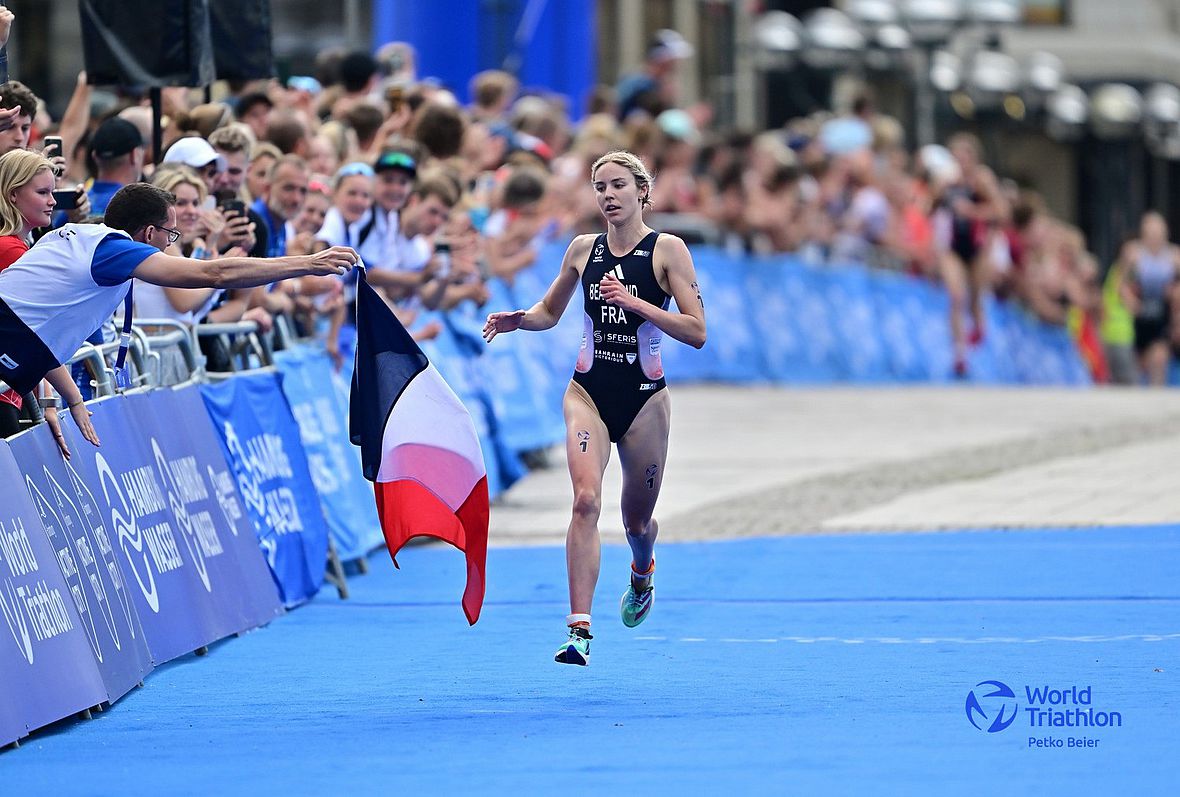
[2,526,1177,795]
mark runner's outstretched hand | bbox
[483,310,526,342]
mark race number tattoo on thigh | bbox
[577,430,591,453]
[691,281,704,308]
[645,464,658,489]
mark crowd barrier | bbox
[398,242,1092,465]
[1,243,1092,748]
[0,357,384,746]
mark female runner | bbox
[483,151,706,665]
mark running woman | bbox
[482,151,706,665]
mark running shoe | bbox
[620,581,655,628]
[554,626,592,666]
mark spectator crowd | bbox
[3,17,1180,449]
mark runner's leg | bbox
[564,381,611,616]
[617,389,671,576]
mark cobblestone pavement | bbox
[488,386,1180,545]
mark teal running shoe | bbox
[620,581,654,628]
[554,626,592,666]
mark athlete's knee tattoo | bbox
[576,429,591,453]
[645,464,658,489]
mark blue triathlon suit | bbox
[572,230,670,442]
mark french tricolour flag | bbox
[349,274,488,624]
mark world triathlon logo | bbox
[965,680,1019,733]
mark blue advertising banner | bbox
[480,276,566,454]
[59,395,240,665]
[7,417,153,702]
[274,346,383,560]
[125,387,284,631]
[654,247,1088,386]
[200,372,329,606]
[0,441,110,739]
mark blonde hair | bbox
[590,150,653,209]
[252,141,282,165]
[208,122,256,158]
[0,149,57,236]
[151,164,208,205]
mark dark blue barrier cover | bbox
[0,440,110,738]
[7,418,153,702]
[868,269,927,382]
[654,247,1089,386]
[823,264,892,382]
[58,396,242,664]
[273,347,384,559]
[124,387,284,631]
[200,372,329,607]
[480,276,566,454]
[509,243,583,414]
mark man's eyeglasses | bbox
[155,225,182,245]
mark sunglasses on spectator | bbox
[375,151,417,173]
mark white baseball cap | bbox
[162,136,227,172]
[648,29,694,62]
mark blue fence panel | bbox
[744,256,803,381]
[480,276,566,453]
[495,243,1093,389]
[0,440,111,738]
[200,373,330,607]
[56,396,237,664]
[508,262,578,445]
[868,269,924,382]
[274,347,385,560]
[694,250,763,382]
[785,261,843,382]
[7,415,153,700]
[909,277,957,382]
[823,264,892,382]
[125,388,285,633]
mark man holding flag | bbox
[0,182,357,444]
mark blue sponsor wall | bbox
[201,373,331,607]
[274,348,385,560]
[2,380,290,743]
[0,442,111,742]
[8,420,155,702]
[485,243,1092,394]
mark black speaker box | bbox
[80,0,215,87]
